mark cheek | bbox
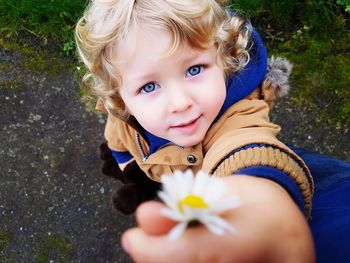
[130,104,162,129]
[218,72,227,98]
[134,114,163,135]
[121,94,145,117]
[119,89,132,113]
[208,76,226,108]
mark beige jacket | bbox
[99,97,314,215]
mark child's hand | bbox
[121,176,315,263]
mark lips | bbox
[168,115,202,135]
[171,116,201,128]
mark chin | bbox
[176,136,204,148]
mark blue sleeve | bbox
[111,150,133,164]
[236,166,304,212]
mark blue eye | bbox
[141,82,157,93]
[186,65,204,77]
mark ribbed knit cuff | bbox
[211,146,314,216]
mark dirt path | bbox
[0,42,133,262]
[0,38,348,262]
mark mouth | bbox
[170,115,202,131]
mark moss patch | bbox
[0,32,76,77]
[0,230,14,262]
[0,230,12,252]
[36,234,74,263]
[269,30,350,128]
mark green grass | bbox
[0,0,87,55]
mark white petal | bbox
[186,207,209,220]
[160,208,183,221]
[203,222,225,235]
[184,169,195,184]
[181,170,194,195]
[161,176,177,199]
[160,180,172,194]
[173,171,191,198]
[203,215,236,235]
[168,222,188,240]
[193,171,211,196]
[181,205,198,221]
[160,174,172,185]
[204,179,227,202]
[158,192,178,211]
[210,196,241,213]
[158,170,239,238]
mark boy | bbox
[76,0,315,262]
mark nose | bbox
[167,83,193,113]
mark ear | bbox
[261,56,293,107]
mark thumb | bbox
[136,201,177,235]
[121,227,195,263]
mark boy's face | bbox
[115,26,226,147]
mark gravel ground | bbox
[271,100,349,162]
[0,44,133,262]
[0,40,348,262]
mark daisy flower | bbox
[158,170,240,240]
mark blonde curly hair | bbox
[75,0,251,118]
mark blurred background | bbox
[0,0,349,262]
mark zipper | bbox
[135,132,185,162]
[135,132,148,161]
[158,142,184,151]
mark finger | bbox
[121,223,241,263]
[121,227,195,263]
[136,201,177,235]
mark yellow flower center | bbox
[179,194,208,213]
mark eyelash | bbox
[185,65,205,78]
[139,82,160,94]
[138,64,206,94]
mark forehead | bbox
[112,25,204,83]
[110,24,220,89]
[114,25,174,65]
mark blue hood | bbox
[215,27,267,121]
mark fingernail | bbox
[121,236,130,254]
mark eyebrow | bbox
[125,48,214,87]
